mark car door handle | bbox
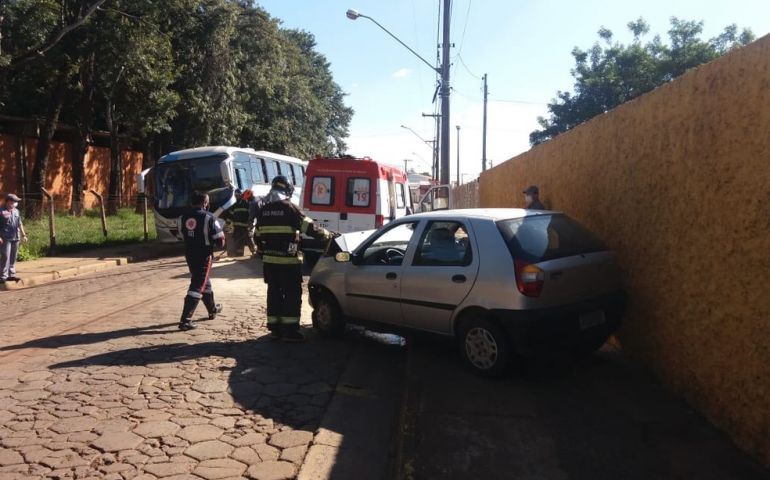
[452,274,466,283]
[386,272,398,280]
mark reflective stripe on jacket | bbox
[256,193,330,264]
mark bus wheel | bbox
[312,292,345,337]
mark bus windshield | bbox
[155,155,230,213]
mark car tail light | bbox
[375,215,384,228]
[514,260,544,297]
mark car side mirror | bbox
[350,252,363,266]
[335,252,351,263]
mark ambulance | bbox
[300,156,411,262]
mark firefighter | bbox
[225,190,257,256]
[236,189,258,256]
[178,191,225,331]
[256,175,331,342]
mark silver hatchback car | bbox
[308,209,626,376]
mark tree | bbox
[90,0,178,214]
[530,18,755,146]
[1,0,353,218]
[1,0,93,218]
[0,0,106,69]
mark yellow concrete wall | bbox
[480,34,770,463]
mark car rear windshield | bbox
[496,214,607,263]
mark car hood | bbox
[334,229,376,253]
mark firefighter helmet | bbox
[271,175,294,197]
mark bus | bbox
[138,146,307,242]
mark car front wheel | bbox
[312,291,345,336]
[458,316,511,377]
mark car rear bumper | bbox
[491,290,627,353]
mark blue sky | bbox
[257,0,770,178]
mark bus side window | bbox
[291,164,305,187]
[279,162,293,184]
[249,156,265,184]
[235,167,250,191]
[264,160,279,181]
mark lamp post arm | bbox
[401,125,434,147]
[360,14,440,73]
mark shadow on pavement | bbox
[0,323,180,351]
[48,327,348,429]
[401,338,769,480]
[47,326,404,435]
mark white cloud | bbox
[391,68,411,78]
[351,82,359,89]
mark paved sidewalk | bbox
[2,242,182,290]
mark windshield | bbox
[497,214,607,263]
[155,155,230,214]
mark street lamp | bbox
[400,125,434,148]
[346,10,439,74]
[347,6,451,186]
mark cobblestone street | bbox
[0,256,360,480]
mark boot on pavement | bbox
[178,319,197,331]
[282,328,306,343]
[202,292,222,320]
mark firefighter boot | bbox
[202,292,223,320]
[179,295,200,331]
[282,325,306,343]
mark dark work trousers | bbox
[181,253,215,321]
[263,262,303,333]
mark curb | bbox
[2,257,128,291]
[298,339,405,480]
[1,243,182,291]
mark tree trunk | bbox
[71,53,95,216]
[28,71,68,219]
[106,98,122,215]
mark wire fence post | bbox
[141,194,149,241]
[40,188,56,253]
[88,189,108,238]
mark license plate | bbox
[579,310,606,330]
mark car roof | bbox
[406,208,559,222]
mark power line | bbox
[456,52,481,80]
[456,0,473,55]
[453,87,549,106]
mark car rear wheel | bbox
[312,291,345,336]
[458,316,511,377]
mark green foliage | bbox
[530,18,755,146]
[19,207,156,260]
[1,0,352,156]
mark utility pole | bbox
[403,158,411,173]
[422,113,440,182]
[456,125,461,186]
[482,73,488,172]
[439,0,451,186]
